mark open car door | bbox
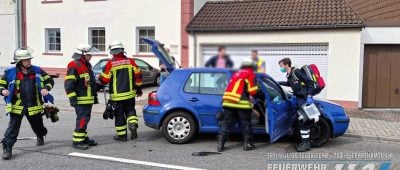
[258,75,292,143]
[141,38,176,72]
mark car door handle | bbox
[189,97,199,102]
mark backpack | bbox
[293,64,325,96]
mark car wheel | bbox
[154,74,160,86]
[162,111,196,144]
[309,117,330,147]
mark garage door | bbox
[363,45,400,108]
[201,44,329,98]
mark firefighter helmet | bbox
[72,44,99,59]
[12,48,33,64]
[241,59,254,68]
[108,41,125,55]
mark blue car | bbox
[142,38,350,147]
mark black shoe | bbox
[217,135,226,152]
[36,136,44,146]
[296,138,310,152]
[113,135,127,142]
[129,124,138,140]
[72,142,89,150]
[2,147,12,160]
[243,140,255,151]
[84,137,98,146]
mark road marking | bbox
[68,152,206,170]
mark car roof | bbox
[173,68,274,79]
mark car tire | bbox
[309,117,330,147]
[154,74,160,86]
[162,111,197,144]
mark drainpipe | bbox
[191,31,197,67]
[15,0,23,48]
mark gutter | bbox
[15,0,23,48]
[190,31,197,67]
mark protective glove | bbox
[69,98,77,107]
[136,88,143,97]
[306,96,313,106]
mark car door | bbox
[142,38,175,72]
[135,59,151,84]
[259,75,292,143]
[180,71,229,129]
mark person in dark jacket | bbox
[278,58,316,152]
[65,44,99,150]
[0,48,54,160]
[204,46,234,68]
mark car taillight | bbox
[148,91,160,106]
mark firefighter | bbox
[65,44,99,150]
[99,41,143,141]
[217,59,258,152]
[250,49,266,73]
[278,58,315,152]
[0,48,54,160]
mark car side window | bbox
[184,73,200,93]
[94,60,107,70]
[135,59,149,70]
[261,77,285,103]
[184,72,228,95]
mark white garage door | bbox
[201,44,328,98]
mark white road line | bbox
[68,152,206,170]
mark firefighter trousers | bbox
[114,98,138,137]
[2,108,47,147]
[218,107,253,140]
[72,105,92,143]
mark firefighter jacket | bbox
[99,53,142,101]
[64,58,98,105]
[222,68,258,109]
[0,65,54,116]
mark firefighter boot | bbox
[72,142,89,150]
[296,138,310,152]
[84,137,98,146]
[243,137,255,151]
[113,135,127,142]
[217,135,226,152]
[128,123,138,140]
[36,136,44,146]
[2,146,12,160]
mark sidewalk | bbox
[345,109,400,142]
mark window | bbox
[89,27,106,52]
[135,59,150,70]
[184,73,228,95]
[137,27,155,53]
[93,59,108,71]
[261,77,285,103]
[45,28,61,52]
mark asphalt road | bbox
[0,79,399,169]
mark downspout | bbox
[15,0,23,48]
[191,31,197,67]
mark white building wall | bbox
[26,0,181,68]
[0,0,16,67]
[189,29,362,102]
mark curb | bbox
[344,134,400,143]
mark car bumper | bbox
[143,105,162,129]
[332,115,350,138]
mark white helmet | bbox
[241,59,254,68]
[73,44,99,59]
[12,48,33,64]
[108,41,124,50]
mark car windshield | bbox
[93,60,108,70]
